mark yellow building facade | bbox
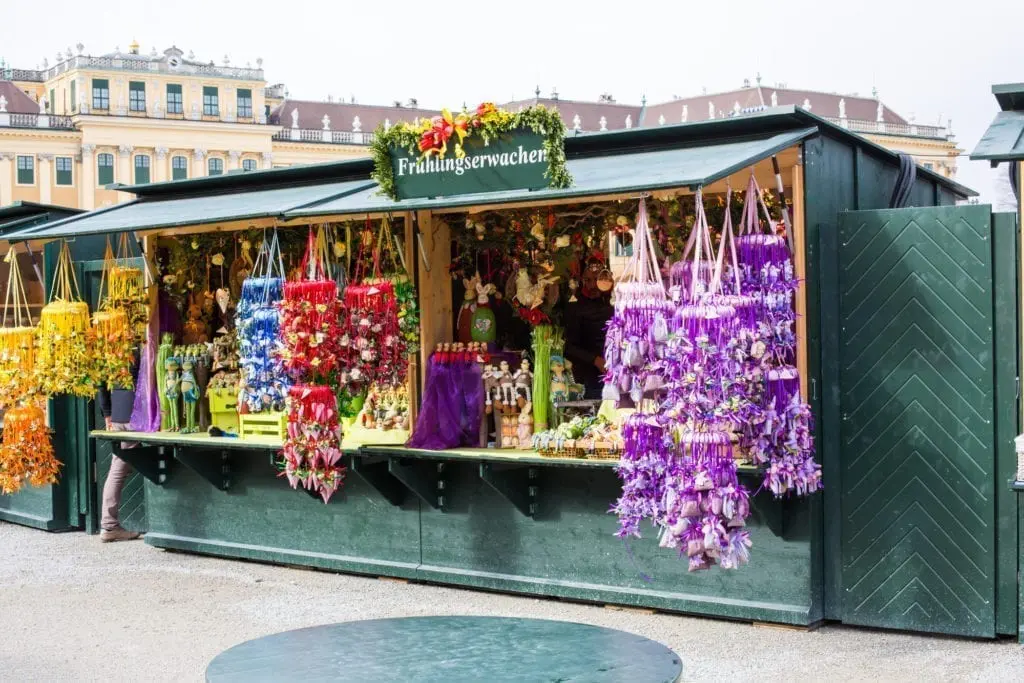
[0,42,369,212]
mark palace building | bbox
[0,43,961,212]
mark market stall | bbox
[3,105,975,627]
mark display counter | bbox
[91,429,813,624]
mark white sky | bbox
[2,0,1023,203]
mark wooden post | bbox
[792,161,809,401]
[415,210,452,389]
[401,211,419,427]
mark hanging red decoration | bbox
[280,385,345,503]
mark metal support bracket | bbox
[350,455,407,506]
[173,448,231,491]
[111,443,170,487]
[387,458,447,510]
[479,463,538,518]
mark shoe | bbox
[100,528,142,543]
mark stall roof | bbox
[5,179,375,241]
[285,127,818,218]
[970,111,1024,162]
[992,82,1024,113]
[971,83,1024,163]
[4,107,975,242]
[0,201,83,237]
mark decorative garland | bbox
[281,385,345,503]
[370,103,572,201]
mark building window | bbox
[92,78,109,110]
[202,86,219,116]
[129,81,146,112]
[208,158,224,176]
[70,80,76,113]
[172,155,188,180]
[134,155,151,184]
[242,158,257,172]
[97,153,115,185]
[237,88,253,118]
[49,88,55,113]
[167,84,183,115]
[55,156,74,186]
[924,162,934,171]
[16,156,34,185]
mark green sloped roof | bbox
[0,201,83,237]
[970,111,1024,162]
[993,83,1024,112]
[5,179,375,241]
[285,127,818,218]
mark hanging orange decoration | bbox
[0,401,60,494]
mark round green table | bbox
[206,616,682,682]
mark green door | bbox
[837,205,1002,638]
[82,259,147,535]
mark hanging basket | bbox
[603,198,673,405]
[0,247,39,410]
[279,227,343,384]
[0,401,60,495]
[341,217,412,389]
[237,231,289,412]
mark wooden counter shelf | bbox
[91,430,763,517]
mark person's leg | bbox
[100,423,141,542]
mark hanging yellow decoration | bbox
[0,247,39,410]
[88,237,147,391]
[35,240,96,398]
[0,401,60,494]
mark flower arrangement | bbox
[90,308,136,391]
[370,103,572,200]
[0,401,60,494]
[280,385,345,503]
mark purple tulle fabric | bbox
[129,326,161,432]
[407,355,483,450]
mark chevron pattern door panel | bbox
[837,206,996,637]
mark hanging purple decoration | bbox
[613,413,671,538]
[603,198,673,406]
[660,430,751,571]
[733,172,821,497]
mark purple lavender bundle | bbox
[659,430,751,571]
[612,413,671,538]
[746,366,822,497]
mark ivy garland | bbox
[370,103,573,201]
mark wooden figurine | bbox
[497,360,515,408]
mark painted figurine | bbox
[550,355,569,403]
[157,333,175,431]
[181,356,199,433]
[164,356,181,432]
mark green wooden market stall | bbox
[973,80,1024,643]
[6,105,1019,638]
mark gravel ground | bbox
[0,520,1021,682]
